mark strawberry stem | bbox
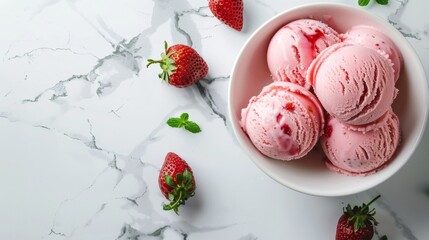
[163,189,184,214]
[345,195,381,233]
[146,59,164,67]
[161,169,195,215]
[362,195,381,211]
[146,41,177,83]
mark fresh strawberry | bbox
[336,195,381,240]
[158,152,196,214]
[209,0,243,31]
[147,41,208,88]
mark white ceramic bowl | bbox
[228,3,429,197]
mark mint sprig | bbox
[358,0,388,6]
[167,113,201,133]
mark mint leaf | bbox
[167,112,201,133]
[167,118,183,128]
[180,113,189,121]
[358,0,370,6]
[376,0,388,5]
[184,121,201,133]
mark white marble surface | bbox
[0,0,428,239]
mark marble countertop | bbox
[1,0,428,239]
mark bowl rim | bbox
[227,2,429,197]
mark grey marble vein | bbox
[136,0,208,61]
[387,0,422,40]
[48,164,119,238]
[45,151,150,238]
[3,45,12,61]
[34,121,125,169]
[22,74,89,103]
[194,81,227,126]
[31,0,62,19]
[109,154,122,172]
[238,234,258,240]
[21,35,142,103]
[92,45,142,97]
[48,228,66,237]
[422,184,429,198]
[34,125,51,130]
[109,105,125,118]
[116,221,237,240]
[372,195,418,240]
[115,224,140,240]
[148,225,188,239]
[86,119,102,150]
[36,119,106,153]
[373,228,388,240]
[7,47,97,61]
[174,6,214,47]
[83,203,108,228]
[4,90,12,97]
[121,190,146,207]
[96,16,123,44]
[174,12,194,47]
[66,1,117,48]
[7,105,165,238]
[117,35,143,56]
[202,75,230,85]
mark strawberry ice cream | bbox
[321,109,400,176]
[342,25,402,82]
[240,82,324,161]
[267,19,341,89]
[240,17,403,176]
[308,43,397,126]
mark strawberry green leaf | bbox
[167,118,183,128]
[161,166,195,215]
[165,175,175,187]
[168,193,175,201]
[380,235,388,240]
[173,206,179,215]
[358,0,370,6]
[376,0,388,5]
[353,217,362,232]
[183,169,192,185]
[345,195,380,232]
[184,121,201,133]
[176,173,183,184]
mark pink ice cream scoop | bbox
[342,25,402,82]
[308,43,397,126]
[321,109,400,176]
[240,81,324,161]
[267,19,341,89]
